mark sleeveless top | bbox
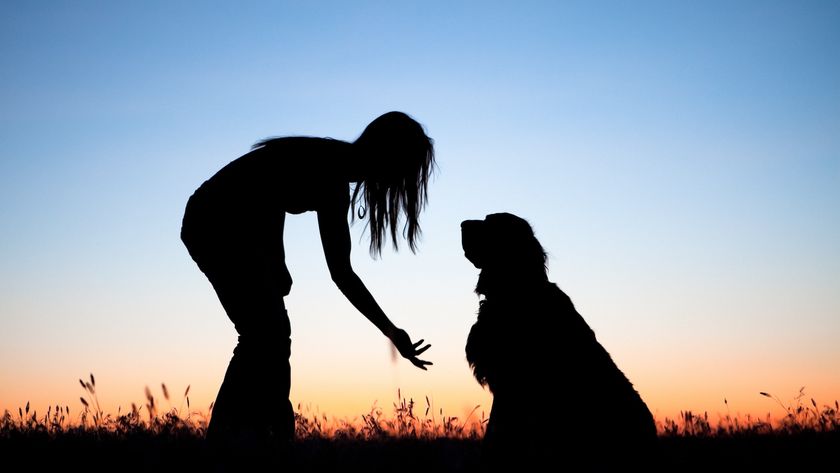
[183,137,351,235]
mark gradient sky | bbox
[1,1,838,424]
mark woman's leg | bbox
[204,269,291,443]
[183,218,294,444]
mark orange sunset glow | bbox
[1,4,838,472]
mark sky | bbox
[1,1,838,424]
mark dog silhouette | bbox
[462,213,656,470]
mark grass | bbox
[1,376,838,472]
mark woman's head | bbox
[352,111,435,256]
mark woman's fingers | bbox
[398,335,432,367]
[412,339,431,356]
[410,357,433,370]
[413,343,431,356]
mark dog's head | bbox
[461,213,547,295]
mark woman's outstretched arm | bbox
[317,203,432,370]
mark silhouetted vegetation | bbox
[1,376,837,471]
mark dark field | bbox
[2,380,838,471]
[2,427,839,472]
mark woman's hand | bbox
[390,328,432,370]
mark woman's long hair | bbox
[351,111,435,256]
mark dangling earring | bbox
[351,182,366,220]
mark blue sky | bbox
[1,1,838,418]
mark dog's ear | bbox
[483,213,548,275]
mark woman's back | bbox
[189,137,351,218]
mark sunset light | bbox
[2,1,838,470]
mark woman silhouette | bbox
[180,112,434,444]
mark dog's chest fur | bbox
[465,282,593,393]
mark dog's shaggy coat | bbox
[462,213,656,469]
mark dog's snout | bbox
[461,219,485,268]
[461,220,484,245]
[461,219,483,233]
